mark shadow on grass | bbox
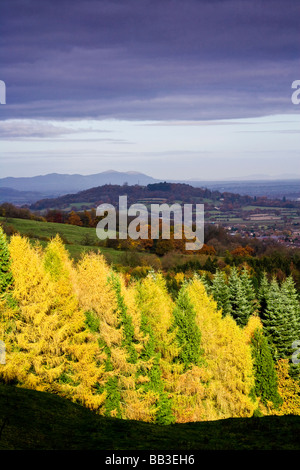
[0,384,300,450]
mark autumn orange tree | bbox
[231,245,254,257]
[67,210,83,226]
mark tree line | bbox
[0,227,300,422]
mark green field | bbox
[0,216,215,270]
[62,202,96,211]
[0,384,300,450]
[1,216,100,244]
[0,216,164,267]
[1,216,117,261]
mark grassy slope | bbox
[0,216,208,268]
[1,219,300,451]
[0,384,300,450]
[1,216,105,249]
[0,216,144,264]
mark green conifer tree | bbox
[240,266,258,316]
[104,376,122,418]
[250,328,282,410]
[108,273,138,364]
[257,272,270,320]
[145,354,175,425]
[0,227,13,295]
[262,277,288,361]
[280,276,300,379]
[172,284,202,369]
[228,267,252,327]
[134,273,177,424]
[281,276,300,338]
[199,273,212,294]
[210,269,232,317]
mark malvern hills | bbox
[1,171,300,206]
[0,170,159,193]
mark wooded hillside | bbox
[1,227,300,422]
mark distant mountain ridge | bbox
[0,171,159,196]
[0,170,299,206]
[0,187,45,205]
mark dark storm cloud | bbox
[1,0,299,120]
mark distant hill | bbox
[0,171,159,198]
[28,178,300,212]
[28,182,223,211]
[1,171,299,206]
[0,187,46,205]
[188,179,300,200]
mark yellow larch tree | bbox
[110,275,156,422]
[243,315,263,344]
[186,276,257,420]
[134,273,180,424]
[273,359,300,416]
[0,234,106,412]
[74,250,150,419]
[170,282,212,423]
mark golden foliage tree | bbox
[186,276,257,420]
[0,235,105,411]
[170,282,211,423]
[74,250,151,419]
[4,235,297,424]
[274,359,300,416]
[134,273,180,423]
[67,211,82,226]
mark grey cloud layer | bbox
[1,0,299,120]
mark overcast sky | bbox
[1,0,299,180]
